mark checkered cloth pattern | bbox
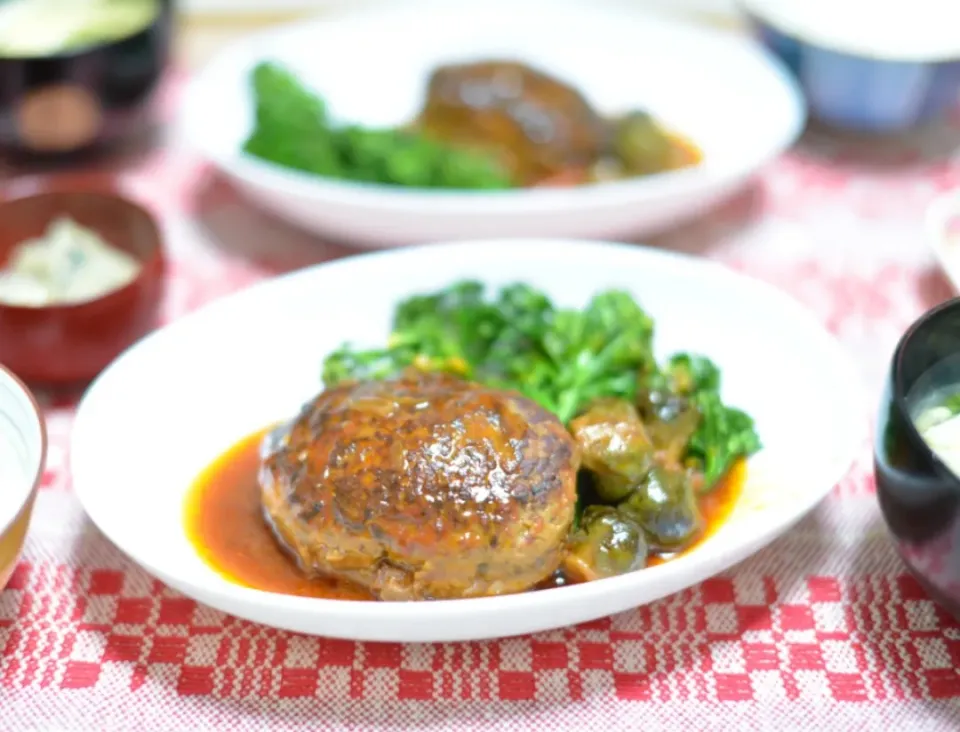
[2,75,960,731]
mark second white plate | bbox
[178,0,805,246]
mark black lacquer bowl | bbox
[875,297,960,617]
[0,0,174,158]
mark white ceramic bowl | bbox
[71,238,865,642]
[178,0,805,247]
[0,364,46,590]
[740,0,960,132]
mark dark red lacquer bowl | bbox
[0,182,165,386]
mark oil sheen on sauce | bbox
[184,427,747,601]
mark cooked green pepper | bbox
[619,465,703,550]
[563,505,648,582]
[611,111,674,176]
[569,398,655,503]
[635,386,701,466]
[642,353,761,491]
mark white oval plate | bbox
[71,239,863,643]
[177,0,805,247]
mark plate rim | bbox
[70,238,865,641]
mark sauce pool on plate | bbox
[185,427,373,601]
[184,426,748,601]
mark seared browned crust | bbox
[259,372,580,601]
[417,60,606,185]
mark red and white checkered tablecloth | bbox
[3,75,960,731]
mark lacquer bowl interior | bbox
[875,297,960,616]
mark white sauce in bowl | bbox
[0,0,161,58]
[741,0,960,62]
[0,217,141,307]
[916,403,960,476]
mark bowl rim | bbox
[891,295,960,479]
[0,188,166,314]
[0,363,47,540]
[0,0,173,63]
[737,0,960,64]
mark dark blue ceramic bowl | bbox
[875,297,960,619]
[743,9,960,133]
[0,0,174,158]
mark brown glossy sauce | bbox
[534,132,703,189]
[185,427,374,601]
[184,427,747,600]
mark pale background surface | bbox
[175,0,743,69]
[180,0,736,13]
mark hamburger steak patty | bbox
[259,372,581,600]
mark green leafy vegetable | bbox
[656,353,761,491]
[685,394,760,490]
[242,61,514,190]
[322,280,504,385]
[323,282,655,424]
[540,291,655,423]
[243,62,340,176]
[943,392,960,415]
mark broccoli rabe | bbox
[242,61,514,190]
[659,353,761,491]
[323,282,656,423]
